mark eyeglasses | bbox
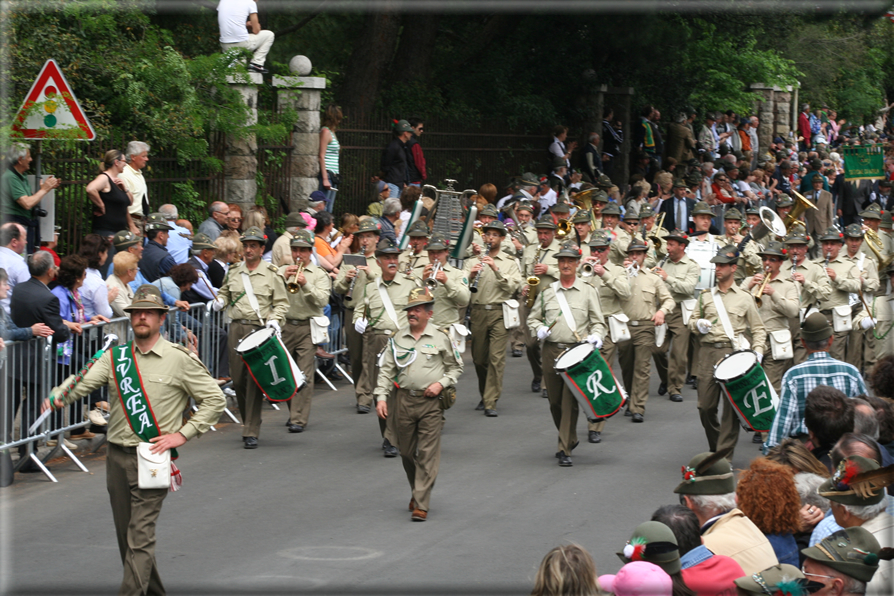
[592,247,609,253]
[761,256,782,263]
[229,217,243,222]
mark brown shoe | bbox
[70,430,97,440]
[411,508,427,522]
[409,497,416,512]
[95,401,110,412]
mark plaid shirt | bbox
[763,352,866,453]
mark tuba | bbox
[784,191,819,233]
[863,226,893,269]
[556,219,572,239]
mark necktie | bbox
[677,199,684,231]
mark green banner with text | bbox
[843,145,885,181]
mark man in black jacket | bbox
[380,119,413,199]
[659,182,697,232]
[10,250,71,468]
[139,213,176,282]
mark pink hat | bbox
[300,212,314,228]
[599,562,671,596]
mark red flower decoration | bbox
[781,248,787,255]
[839,233,844,238]
[263,235,267,239]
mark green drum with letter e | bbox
[714,350,779,432]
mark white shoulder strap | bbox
[711,287,736,343]
[551,281,580,340]
[241,271,264,322]
[377,279,399,327]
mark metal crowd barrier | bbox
[0,299,353,484]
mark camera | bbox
[33,207,48,217]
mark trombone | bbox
[286,262,306,294]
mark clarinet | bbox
[470,243,492,293]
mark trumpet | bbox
[286,262,306,294]
[752,265,771,308]
[425,262,442,291]
[581,262,595,278]
[525,246,545,308]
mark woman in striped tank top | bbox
[319,104,342,212]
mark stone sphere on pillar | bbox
[289,56,313,76]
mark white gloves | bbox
[355,318,368,335]
[266,319,281,334]
[861,317,877,330]
[211,296,225,312]
[537,326,551,341]
[756,352,763,363]
[586,334,603,349]
[696,319,713,335]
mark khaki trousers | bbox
[107,443,168,596]
[228,320,265,438]
[542,341,579,456]
[665,306,690,395]
[792,320,807,365]
[697,345,741,458]
[590,333,620,432]
[618,325,656,415]
[357,331,389,409]
[281,321,315,426]
[344,308,364,388]
[395,388,443,511]
[511,300,526,351]
[762,350,792,394]
[470,307,508,409]
[822,312,849,362]
[523,304,542,381]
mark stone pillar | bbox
[774,86,793,140]
[224,72,262,205]
[750,84,776,153]
[274,55,327,213]
[605,87,634,194]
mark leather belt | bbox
[820,309,833,316]
[286,319,309,326]
[628,320,653,327]
[110,442,137,454]
[551,342,576,350]
[233,319,262,325]
[401,389,426,397]
[472,304,502,310]
[372,329,394,336]
[704,342,733,349]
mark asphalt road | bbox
[0,345,763,595]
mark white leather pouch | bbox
[833,305,853,333]
[310,316,330,345]
[608,313,631,343]
[681,299,696,326]
[449,323,469,354]
[655,323,668,347]
[769,329,793,361]
[502,299,520,329]
[137,442,171,490]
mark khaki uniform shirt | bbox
[813,255,861,310]
[334,252,380,310]
[353,275,416,334]
[689,284,767,354]
[609,228,632,266]
[118,164,145,217]
[522,239,561,282]
[528,278,606,343]
[741,274,800,332]
[661,255,701,303]
[374,322,464,401]
[398,249,428,281]
[859,241,880,268]
[429,264,471,328]
[622,269,675,321]
[218,260,289,323]
[718,233,761,281]
[279,262,330,320]
[270,231,294,267]
[57,338,226,445]
[846,251,881,298]
[780,258,832,308]
[463,250,522,304]
[583,262,630,317]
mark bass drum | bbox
[236,328,306,402]
[713,350,779,432]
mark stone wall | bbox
[751,83,796,152]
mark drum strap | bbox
[711,287,736,343]
[551,281,581,341]
[377,280,399,328]
[241,272,265,323]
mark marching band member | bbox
[742,241,800,391]
[528,241,605,466]
[639,204,668,263]
[689,244,766,460]
[464,220,522,416]
[279,230,331,433]
[599,202,623,244]
[651,229,700,404]
[214,226,289,449]
[507,200,536,357]
[467,204,500,257]
[617,237,674,423]
[774,194,794,224]
[589,190,610,229]
[718,208,761,281]
[814,226,862,361]
[858,204,883,266]
[688,201,717,244]
[581,231,631,443]
[419,232,470,329]
[333,219,381,412]
[571,209,593,246]
[373,287,463,522]
[522,215,561,396]
[353,238,417,457]
[609,210,638,266]
[779,231,832,364]
[397,220,430,282]
[842,223,879,373]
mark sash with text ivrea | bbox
[110,342,178,460]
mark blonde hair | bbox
[214,234,239,261]
[112,251,138,278]
[531,545,600,596]
[243,211,265,231]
